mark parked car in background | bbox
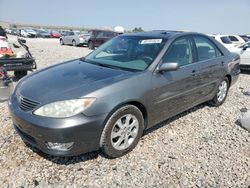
[87,29,118,49]
[59,30,70,37]
[209,34,237,50]
[10,28,19,35]
[50,30,62,38]
[230,41,250,70]
[239,35,250,42]
[5,28,12,34]
[9,31,240,158]
[0,26,7,38]
[60,31,89,46]
[20,29,37,38]
[36,30,51,38]
[227,35,245,45]
[79,33,91,46]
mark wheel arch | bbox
[103,100,148,130]
[225,74,232,87]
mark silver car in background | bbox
[60,31,90,46]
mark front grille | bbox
[18,95,40,111]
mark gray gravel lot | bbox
[0,36,249,187]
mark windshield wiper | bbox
[94,62,123,70]
[83,59,138,72]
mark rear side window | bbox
[162,37,193,66]
[194,36,222,61]
[228,36,239,42]
[220,36,232,44]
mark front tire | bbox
[208,77,229,107]
[100,105,144,158]
[60,39,64,45]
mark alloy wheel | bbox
[111,114,139,150]
[217,81,228,102]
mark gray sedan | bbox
[60,31,90,46]
[9,31,240,158]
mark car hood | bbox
[17,59,134,103]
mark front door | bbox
[149,36,202,125]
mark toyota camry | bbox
[9,31,240,158]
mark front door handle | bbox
[191,70,198,77]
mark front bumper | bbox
[9,94,108,156]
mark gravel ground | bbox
[0,35,249,187]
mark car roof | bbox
[121,30,199,39]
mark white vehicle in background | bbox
[227,34,245,45]
[209,34,237,50]
[114,26,125,34]
[5,29,12,34]
[20,29,37,38]
[230,41,250,70]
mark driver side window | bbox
[162,37,193,66]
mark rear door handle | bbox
[221,61,225,66]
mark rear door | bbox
[192,35,225,99]
[150,36,203,125]
[64,31,73,44]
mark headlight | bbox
[34,98,96,118]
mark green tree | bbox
[132,27,144,32]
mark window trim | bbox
[191,35,224,63]
[160,36,195,67]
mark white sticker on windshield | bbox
[140,39,162,44]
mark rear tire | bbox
[100,105,144,158]
[208,77,229,107]
[72,40,77,47]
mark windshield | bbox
[221,36,232,44]
[85,36,167,71]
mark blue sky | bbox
[0,0,249,34]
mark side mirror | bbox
[156,62,179,73]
